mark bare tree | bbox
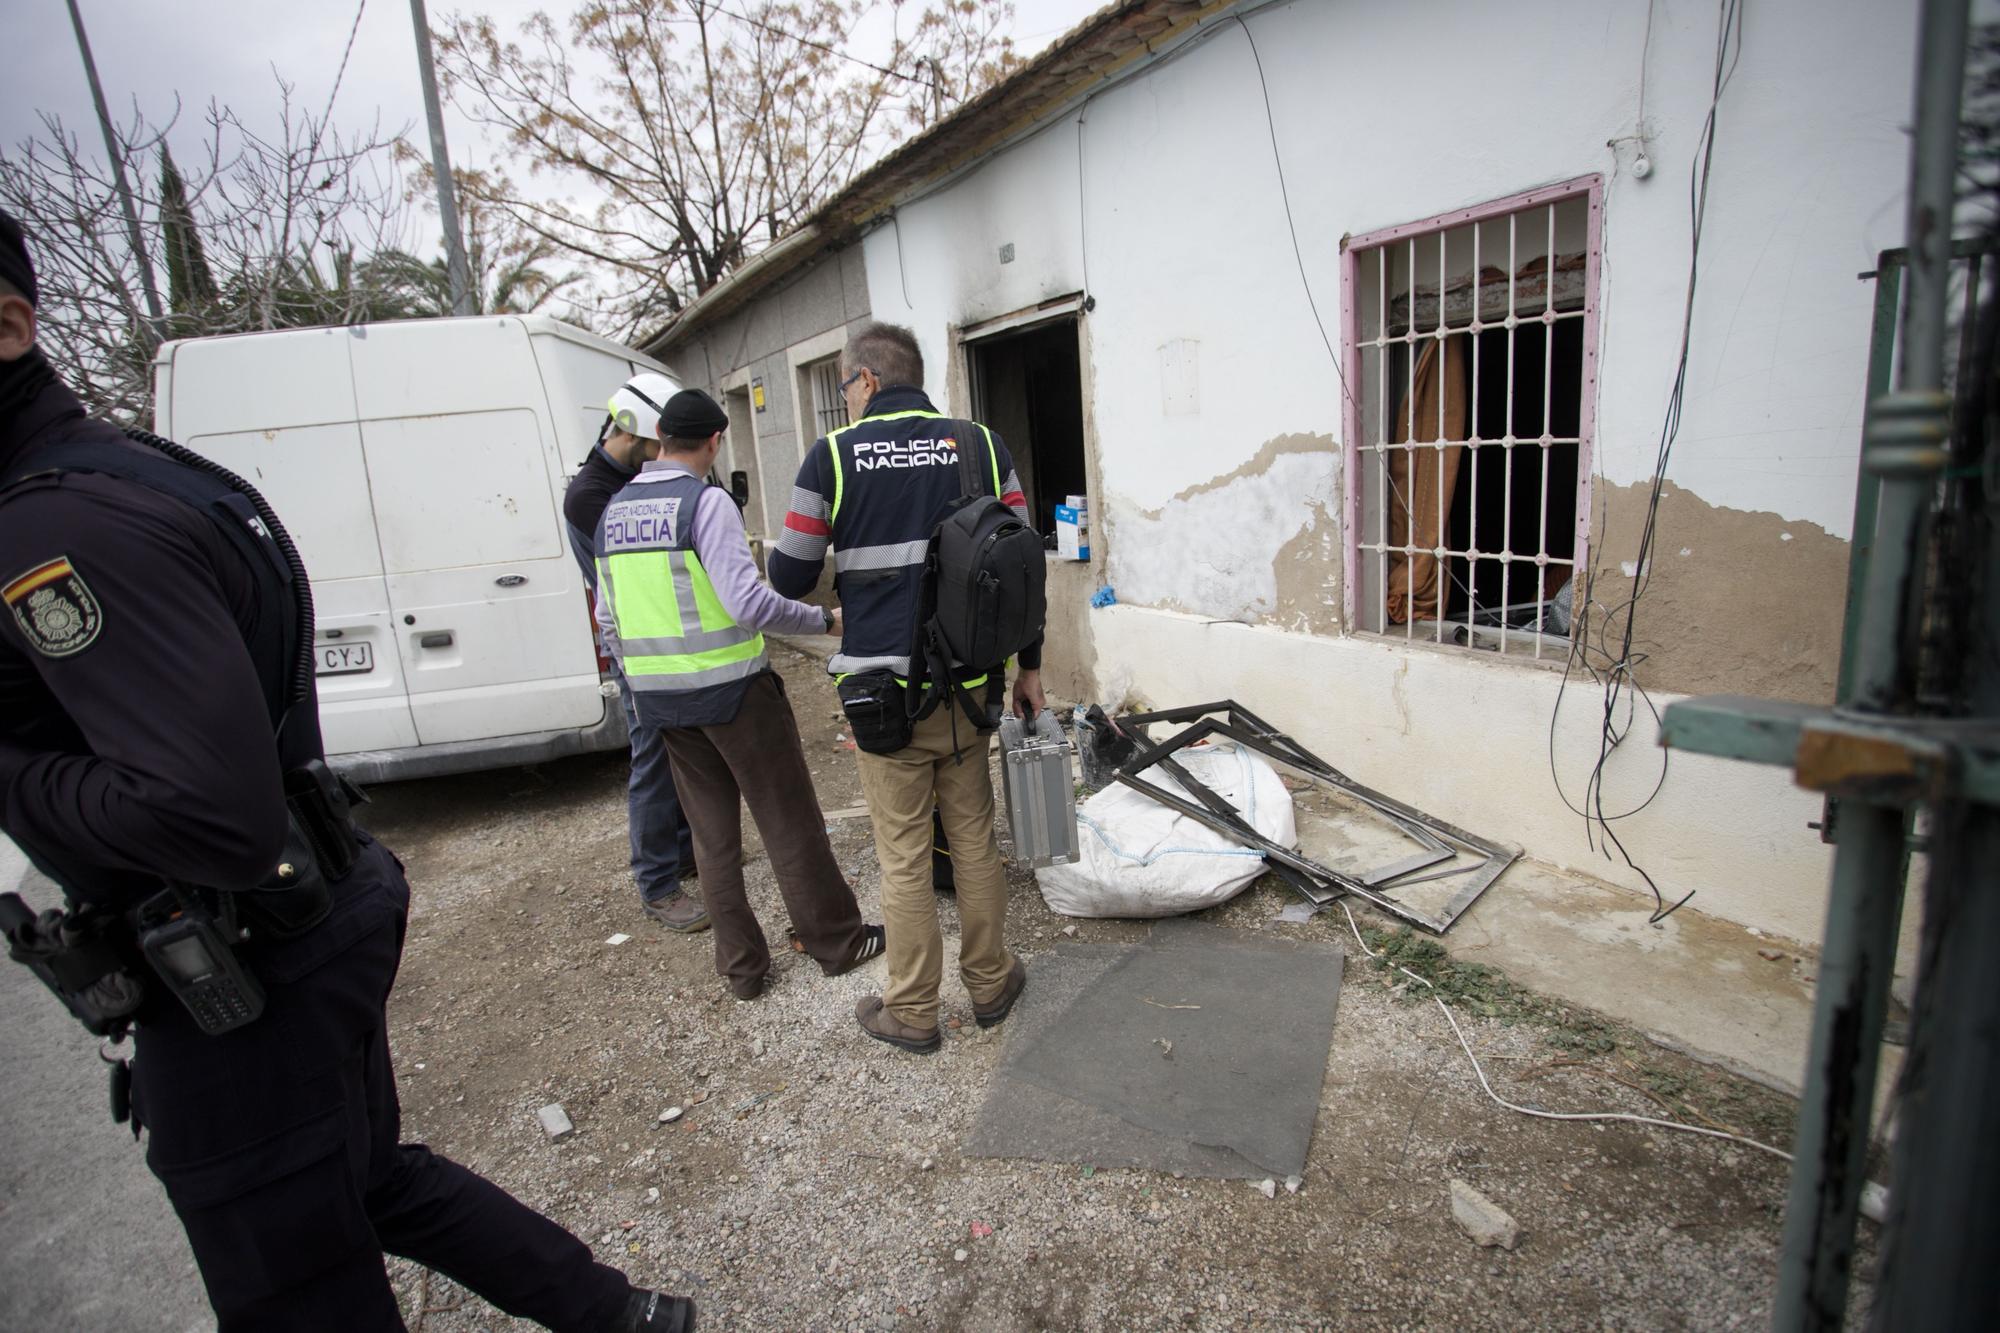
[432,0,1021,339]
[1,77,413,424]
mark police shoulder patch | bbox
[4,556,104,658]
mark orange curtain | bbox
[1386,335,1468,625]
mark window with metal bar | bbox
[1344,178,1601,660]
[807,355,850,437]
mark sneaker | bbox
[642,893,711,933]
[821,924,886,977]
[972,959,1028,1029]
[855,995,941,1053]
[612,1289,695,1333]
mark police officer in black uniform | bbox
[0,210,694,1332]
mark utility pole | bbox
[408,0,473,316]
[65,0,165,340]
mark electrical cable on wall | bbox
[1059,5,1358,412]
[1548,0,1745,925]
[1075,94,1097,306]
[1233,13,1358,416]
[890,208,915,312]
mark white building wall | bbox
[858,0,1923,950]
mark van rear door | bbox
[161,327,419,754]
[346,319,604,745]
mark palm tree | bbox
[362,206,582,318]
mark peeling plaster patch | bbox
[1272,503,1344,636]
[1161,433,1333,508]
[1107,434,1338,625]
[1591,479,1847,704]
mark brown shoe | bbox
[972,960,1028,1029]
[855,996,941,1053]
[643,892,710,933]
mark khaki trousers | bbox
[856,705,1017,1028]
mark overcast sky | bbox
[5,0,1097,250]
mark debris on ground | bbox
[1099,700,1518,933]
[536,1104,574,1141]
[1038,741,1294,918]
[356,645,1824,1330]
[1255,1178,1277,1199]
[1450,1178,1522,1250]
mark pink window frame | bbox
[1337,173,1604,638]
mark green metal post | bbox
[1833,257,1903,707]
[1870,403,2000,1328]
[1775,802,1907,1328]
[1771,0,1968,1326]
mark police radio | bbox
[136,889,265,1036]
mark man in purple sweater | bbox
[594,389,883,1000]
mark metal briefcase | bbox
[998,710,1080,868]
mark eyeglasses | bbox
[839,368,870,393]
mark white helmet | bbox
[605,372,679,441]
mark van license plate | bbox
[316,643,374,676]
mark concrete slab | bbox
[1323,806,1903,1131]
[1443,856,1819,1090]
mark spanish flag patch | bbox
[4,556,104,658]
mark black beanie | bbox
[659,388,729,439]
[0,209,36,306]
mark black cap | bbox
[660,388,729,439]
[0,209,35,307]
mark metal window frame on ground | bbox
[1111,700,1519,933]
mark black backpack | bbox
[908,423,1046,732]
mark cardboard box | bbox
[1054,497,1090,561]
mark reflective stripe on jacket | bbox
[596,468,766,720]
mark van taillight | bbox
[584,588,612,674]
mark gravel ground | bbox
[359,643,1865,1331]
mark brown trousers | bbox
[659,672,865,989]
[856,705,1017,1028]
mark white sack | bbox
[1035,742,1296,919]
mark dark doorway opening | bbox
[968,318,1086,537]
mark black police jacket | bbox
[0,375,297,909]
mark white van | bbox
[153,315,676,782]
